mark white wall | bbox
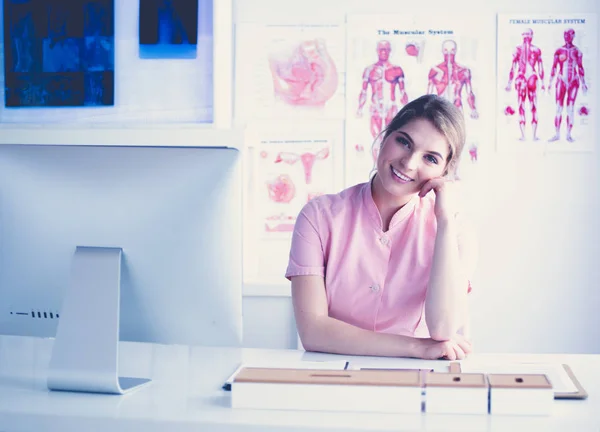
[0,0,598,354]
[236,0,600,354]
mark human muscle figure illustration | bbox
[548,28,588,142]
[505,28,545,141]
[268,39,339,106]
[427,40,478,119]
[357,40,408,161]
[274,148,330,184]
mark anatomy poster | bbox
[235,23,345,124]
[242,123,343,285]
[345,15,494,188]
[497,14,597,152]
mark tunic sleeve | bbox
[285,200,326,280]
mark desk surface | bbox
[0,335,598,432]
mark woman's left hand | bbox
[418,177,462,224]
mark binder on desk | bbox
[222,360,349,391]
[231,367,423,413]
[451,362,588,400]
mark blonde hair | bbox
[373,94,466,178]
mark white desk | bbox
[0,335,598,432]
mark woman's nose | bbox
[400,154,418,171]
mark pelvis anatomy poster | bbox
[344,14,495,187]
[242,123,343,284]
[235,23,345,124]
[497,14,597,152]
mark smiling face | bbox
[375,117,450,199]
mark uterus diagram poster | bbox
[242,122,343,285]
[235,23,345,124]
[497,14,597,153]
[344,15,494,188]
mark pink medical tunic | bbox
[285,180,473,338]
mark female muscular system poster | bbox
[497,14,597,153]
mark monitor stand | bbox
[47,246,151,395]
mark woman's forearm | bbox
[425,219,467,340]
[300,314,421,358]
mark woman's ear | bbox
[443,159,458,180]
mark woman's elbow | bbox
[426,318,460,341]
[296,317,326,352]
[300,337,319,352]
[298,329,322,352]
[425,300,468,341]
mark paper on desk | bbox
[460,361,578,393]
[347,358,450,372]
[222,359,348,390]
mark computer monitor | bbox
[0,144,242,394]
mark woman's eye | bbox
[426,155,438,164]
[396,137,409,147]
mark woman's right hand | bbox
[415,334,473,360]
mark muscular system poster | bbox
[497,14,597,152]
[345,15,494,188]
[235,23,345,124]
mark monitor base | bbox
[47,246,151,395]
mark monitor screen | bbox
[0,144,242,347]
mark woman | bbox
[285,94,478,361]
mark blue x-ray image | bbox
[42,38,82,73]
[139,0,198,59]
[3,0,115,107]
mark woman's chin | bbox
[384,180,418,199]
[384,173,416,193]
